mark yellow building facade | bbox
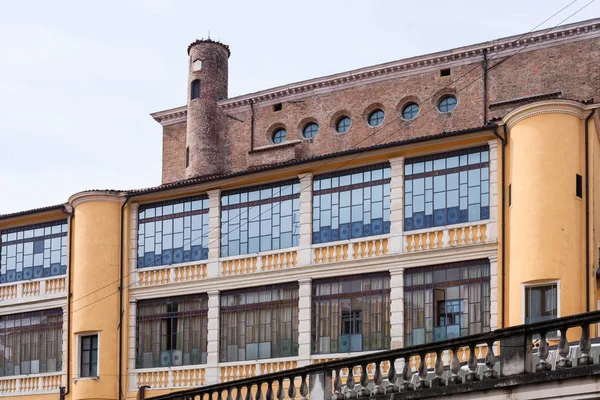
[1,19,599,400]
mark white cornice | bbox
[151,19,599,124]
[68,191,127,209]
[503,100,598,130]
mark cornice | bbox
[503,100,597,130]
[68,190,127,209]
[151,19,599,122]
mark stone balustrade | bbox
[0,372,62,396]
[404,221,489,252]
[0,276,67,302]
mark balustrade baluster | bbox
[536,333,552,372]
[255,383,264,400]
[345,366,357,399]
[431,350,445,387]
[358,364,369,397]
[556,328,572,369]
[277,378,284,400]
[448,347,462,385]
[465,344,479,383]
[288,378,296,400]
[227,389,233,400]
[236,387,243,400]
[400,357,412,392]
[245,385,252,400]
[332,369,343,400]
[433,232,439,248]
[415,354,429,389]
[578,323,594,366]
[484,340,499,378]
[372,361,384,395]
[265,381,274,400]
[299,375,308,400]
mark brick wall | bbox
[160,33,600,183]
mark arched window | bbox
[191,80,201,100]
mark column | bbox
[207,190,221,278]
[389,157,405,254]
[487,139,499,242]
[389,267,405,349]
[128,299,138,390]
[205,290,220,384]
[297,174,313,266]
[297,278,312,366]
[489,254,499,331]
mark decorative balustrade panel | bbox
[405,222,488,252]
[0,373,62,396]
[314,237,389,265]
[221,250,298,277]
[221,360,299,383]
[136,367,206,390]
[136,263,207,288]
[0,276,67,303]
[0,284,17,301]
[145,310,600,400]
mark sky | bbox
[0,0,598,213]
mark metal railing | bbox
[145,310,600,399]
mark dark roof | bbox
[0,203,66,221]
[128,124,497,197]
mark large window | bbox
[1,220,68,284]
[221,180,300,257]
[220,283,299,362]
[312,273,390,354]
[0,309,63,377]
[404,146,489,231]
[136,295,208,369]
[312,164,391,244]
[137,196,209,268]
[404,259,490,346]
[525,283,558,324]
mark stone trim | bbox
[502,100,596,130]
[68,191,126,208]
[151,19,599,120]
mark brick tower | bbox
[185,39,230,179]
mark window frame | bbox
[302,122,319,139]
[401,103,420,120]
[335,116,351,133]
[272,128,287,144]
[522,281,560,325]
[77,333,99,379]
[438,95,457,113]
[367,109,385,127]
[191,80,201,100]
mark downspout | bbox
[118,195,130,400]
[585,109,596,312]
[493,125,507,328]
[60,205,74,400]
[482,49,488,125]
[250,99,255,152]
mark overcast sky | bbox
[0,0,598,213]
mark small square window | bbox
[273,103,282,112]
[525,284,558,324]
[80,334,98,378]
[440,68,451,77]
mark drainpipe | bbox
[482,49,488,125]
[60,204,74,400]
[585,109,596,312]
[250,99,255,152]
[493,125,507,328]
[118,195,130,400]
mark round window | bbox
[303,123,319,139]
[336,116,351,133]
[402,103,419,120]
[272,128,287,144]
[368,109,384,126]
[438,95,457,113]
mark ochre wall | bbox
[70,194,124,400]
[505,110,588,331]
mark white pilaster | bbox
[489,254,499,331]
[389,267,405,349]
[128,299,138,390]
[389,157,405,254]
[62,305,68,388]
[129,203,139,282]
[297,278,312,366]
[206,290,220,384]
[207,190,221,278]
[297,174,313,266]
[487,139,499,243]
